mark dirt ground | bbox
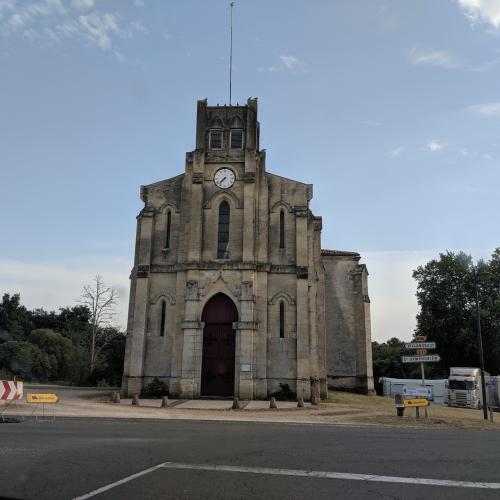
[2,385,499,430]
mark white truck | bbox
[448,367,489,409]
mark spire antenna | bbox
[229,2,234,105]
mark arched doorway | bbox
[200,293,238,397]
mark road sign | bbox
[415,336,427,342]
[0,381,23,401]
[27,393,59,404]
[403,398,429,407]
[404,342,436,349]
[401,355,441,363]
[403,386,432,398]
[416,349,427,356]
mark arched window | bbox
[217,201,230,259]
[165,210,171,249]
[160,301,166,337]
[279,210,285,249]
[279,301,285,338]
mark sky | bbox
[0,0,499,341]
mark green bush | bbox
[272,383,296,401]
[141,377,168,398]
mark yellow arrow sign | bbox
[416,349,428,356]
[27,393,59,404]
[403,398,429,407]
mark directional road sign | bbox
[401,355,440,363]
[403,386,432,398]
[404,342,436,349]
[27,393,59,404]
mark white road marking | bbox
[72,462,169,500]
[73,461,500,498]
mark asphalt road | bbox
[1,418,500,500]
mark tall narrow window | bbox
[165,210,171,249]
[209,129,223,150]
[279,210,285,249]
[217,201,230,259]
[279,301,285,338]
[160,301,166,337]
[230,129,243,149]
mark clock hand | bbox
[221,177,227,183]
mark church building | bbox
[122,98,373,400]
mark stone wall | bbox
[322,251,374,393]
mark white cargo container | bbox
[378,377,448,405]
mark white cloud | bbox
[457,0,500,29]
[71,0,94,11]
[390,147,403,157]
[79,12,119,50]
[0,257,131,329]
[468,101,500,116]
[410,48,459,69]
[280,55,302,70]
[427,139,446,151]
[258,54,305,72]
[0,0,147,58]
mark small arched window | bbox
[279,301,285,338]
[160,301,166,337]
[165,210,172,249]
[217,201,230,259]
[279,210,285,249]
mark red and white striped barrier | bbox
[0,381,23,401]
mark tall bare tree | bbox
[80,275,118,373]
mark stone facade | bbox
[122,98,373,400]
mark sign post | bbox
[400,338,440,419]
[26,393,59,420]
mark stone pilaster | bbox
[122,210,154,396]
[180,273,203,398]
[295,208,310,400]
[188,151,204,263]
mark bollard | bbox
[161,396,168,408]
[395,394,404,417]
[232,397,241,410]
[297,397,304,408]
[111,392,120,404]
[270,397,277,409]
[132,394,140,406]
[311,394,320,406]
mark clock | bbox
[214,168,235,189]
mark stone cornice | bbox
[130,262,307,278]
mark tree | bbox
[0,340,51,380]
[413,249,500,375]
[28,329,75,381]
[0,293,34,342]
[79,275,119,373]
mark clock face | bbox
[214,168,235,189]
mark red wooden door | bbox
[201,294,238,397]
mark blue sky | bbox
[1,0,499,340]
